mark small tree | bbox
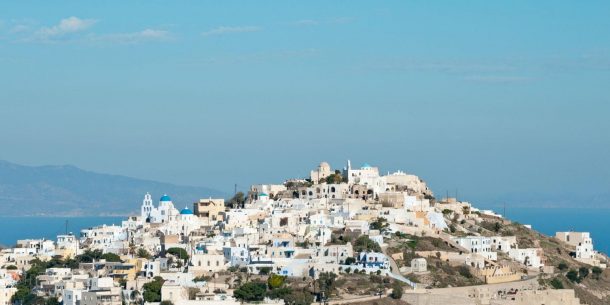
[233,281,267,302]
[390,281,403,299]
[592,266,603,279]
[227,192,246,209]
[258,267,272,275]
[579,267,589,279]
[76,249,103,263]
[101,253,122,262]
[557,262,568,271]
[193,275,211,282]
[142,277,165,302]
[458,265,473,279]
[550,278,564,289]
[566,270,579,283]
[166,247,189,262]
[267,274,285,289]
[317,272,337,297]
[493,222,502,233]
[325,173,344,184]
[46,297,60,305]
[370,217,389,231]
[137,248,152,259]
[353,235,381,253]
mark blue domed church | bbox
[140,193,180,223]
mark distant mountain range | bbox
[0,160,226,216]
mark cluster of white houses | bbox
[0,161,606,305]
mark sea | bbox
[0,208,608,254]
[0,216,125,247]
[496,207,610,255]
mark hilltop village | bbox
[1,161,609,305]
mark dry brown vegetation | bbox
[493,221,610,305]
[335,274,397,296]
[347,297,411,305]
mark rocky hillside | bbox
[475,215,610,305]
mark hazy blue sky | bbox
[1,1,609,207]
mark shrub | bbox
[317,272,337,297]
[344,257,356,265]
[142,277,164,302]
[550,278,564,289]
[557,262,568,271]
[390,281,403,299]
[233,281,267,302]
[566,270,580,283]
[267,287,292,299]
[579,267,589,279]
[76,249,103,263]
[449,224,456,233]
[226,192,246,209]
[101,253,122,262]
[166,248,189,261]
[353,235,381,253]
[458,265,473,279]
[283,290,313,305]
[370,217,389,231]
[258,267,272,275]
[267,274,285,289]
[46,297,60,305]
[137,248,152,259]
[592,266,603,279]
[193,275,211,282]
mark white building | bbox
[62,289,82,305]
[80,225,126,253]
[410,258,427,273]
[345,160,380,185]
[15,239,55,256]
[141,260,161,278]
[556,232,595,260]
[357,252,390,270]
[452,236,497,261]
[508,248,545,269]
[56,234,80,258]
[491,236,517,253]
[310,162,333,184]
[141,193,180,224]
[0,287,17,305]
